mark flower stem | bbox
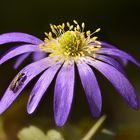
[81,115,107,140]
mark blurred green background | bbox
[0,0,140,140]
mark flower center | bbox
[39,20,102,60]
[58,31,86,57]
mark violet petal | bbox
[14,53,30,69]
[54,61,75,127]
[27,63,63,114]
[97,48,140,67]
[89,55,125,74]
[87,59,139,109]
[0,32,43,45]
[0,57,56,114]
[77,61,102,117]
[0,44,40,65]
[101,41,128,66]
[32,52,46,62]
[101,41,117,49]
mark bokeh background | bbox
[0,0,140,140]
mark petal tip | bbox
[127,97,139,110]
[54,113,67,127]
[55,119,65,127]
[137,62,140,68]
[92,111,101,118]
[132,102,139,110]
[0,107,6,115]
[27,108,34,114]
[27,103,35,114]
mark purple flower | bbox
[0,20,140,127]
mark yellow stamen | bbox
[73,20,78,25]
[39,21,102,61]
[95,28,101,33]
[82,22,85,31]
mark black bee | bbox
[10,72,27,93]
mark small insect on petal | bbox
[10,72,27,93]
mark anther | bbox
[73,20,78,25]
[82,22,85,32]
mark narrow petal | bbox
[32,52,46,62]
[87,59,139,109]
[101,41,117,49]
[0,44,41,65]
[92,55,125,74]
[77,61,102,117]
[14,53,30,69]
[54,61,75,127]
[0,57,57,114]
[97,48,140,67]
[101,41,128,65]
[0,32,43,45]
[27,63,63,114]
[92,41,128,66]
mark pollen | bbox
[39,20,102,61]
